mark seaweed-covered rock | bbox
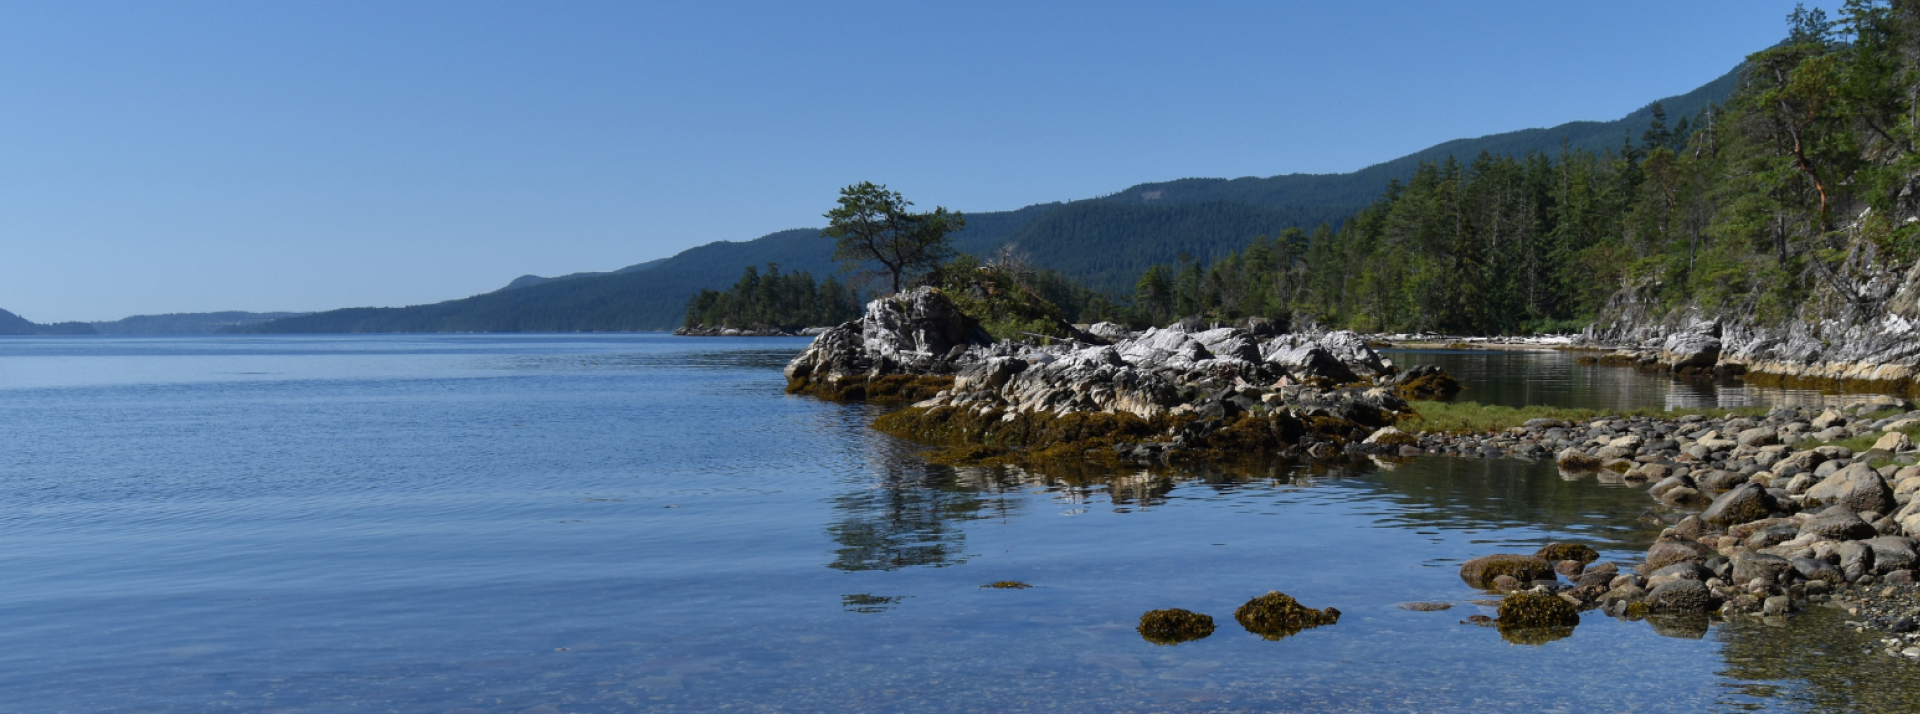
[1557,450,1603,473]
[1388,364,1462,400]
[1233,591,1341,640]
[1534,543,1599,565]
[1702,483,1776,528]
[1459,554,1554,589]
[1497,591,1580,627]
[1137,608,1215,645]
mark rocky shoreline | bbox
[783,287,1920,651]
[784,287,1456,467]
[674,325,833,337]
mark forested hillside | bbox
[242,60,1745,333]
[1116,2,1920,340]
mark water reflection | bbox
[1385,348,1892,412]
[1715,608,1920,713]
[826,460,1014,571]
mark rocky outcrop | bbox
[1581,229,1920,393]
[789,288,1438,465]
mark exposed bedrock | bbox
[786,287,1441,463]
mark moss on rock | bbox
[786,374,954,403]
[1557,451,1603,472]
[1459,554,1555,590]
[1533,543,1599,565]
[1138,608,1215,645]
[1233,591,1341,640]
[1497,591,1580,628]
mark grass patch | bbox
[1402,401,1771,435]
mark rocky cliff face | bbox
[1585,227,1920,393]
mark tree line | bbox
[682,264,861,331]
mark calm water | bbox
[1,336,1914,713]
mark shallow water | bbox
[1384,347,1886,412]
[0,335,1913,713]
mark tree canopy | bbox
[823,182,965,294]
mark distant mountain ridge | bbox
[0,308,95,335]
[236,63,1745,334]
[92,311,308,335]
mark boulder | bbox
[1644,539,1714,572]
[1662,331,1721,370]
[1874,431,1913,453]
[1459,554,1554,590]
[1702,484,1775,528]
[1497,591,1580,627]
[1799,505,1877,541]
[1641,579,1721,614]
[1805,464,1896,515]
[1736,427,1779,448]
[1864,536,1919,573]
[1730,552,1795,584]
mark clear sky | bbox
[0,0,1847,323]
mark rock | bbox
[1362,426,1418,447]
[1702,483,1776,528]
[1232,591,1340,640]
[1533,543,1599,565]
[1875,431,1913,452]
[1806,464,1897,515]
[1459,554,1555,590]
[1730,552,1795,584]
[1793,557,1846,584]
[1813,409,1848,430]
[1799,505,1878,541]
[1660,486,1710,507]
[1864,535,1918,572]
[1644,539,1713,572]
[1497,591,1580,627]
[1491,575,1524,591]
[1652,562,1713,581]
[1641,579,1721,614]
[1137,608,1215,645]
[1763,595,1792,617]
[1737,427,1779,448]
[1662,330,1721,370]
[1085,322,1132,341]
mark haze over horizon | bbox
[2,0,1844,323]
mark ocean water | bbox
[0,335,1914,713]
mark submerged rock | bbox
[1233,591,1341,640]
[1137,608,1215,645]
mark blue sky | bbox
[0,1,1845,322]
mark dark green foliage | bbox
[823,182,964,294]
[683,264,860,331]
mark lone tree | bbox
[822,182,965,294]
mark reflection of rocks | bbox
[825,463,1000,572]
[1138,608,1215,645]
[1643,613,1711,639]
